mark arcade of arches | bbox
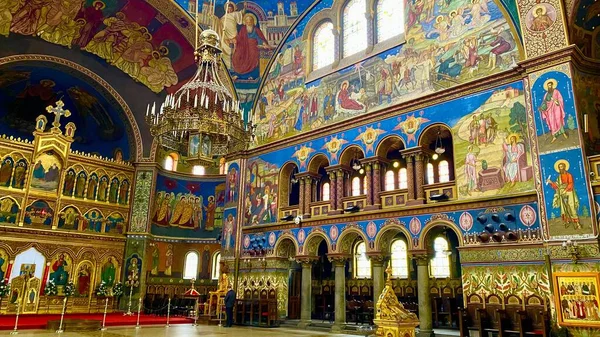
[0,0,600,336]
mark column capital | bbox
[366,252,389,264]
[296,256,318,266]
[325,164,351,175]
[412,254,430,266]
[327,254,351,265]
[296,172,320,182]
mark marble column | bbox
[335,169,344,211]
[365,162,373,207]
[304,176,312,218]
[371,258,385,304]
[328,171,336,212]
[298,177,305,217]
[298,261,313,327]
[372,162,382,209]
[331,257,348,332]
[413,153,426,204]
[415,255,433,337]
[404,154,415,202]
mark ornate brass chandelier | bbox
[145,28,251,167]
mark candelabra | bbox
[562,239,580,263]
[124,272,140,316]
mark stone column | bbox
[298,177,305,217]
[365,162,373,207]
[304,176,312,218]
[372,161,382,209]
[415,255,433,337]
[404,154,415,201]
[298,261,313,327]
[330,256,348,332]
[371,258,385,304]
[413,153,426,204]
[328,171,336,212]
[336,169,344,211]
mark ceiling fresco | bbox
[0,0,197,94]
[571,0,600,58]
[0,61,133,160]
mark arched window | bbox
[430,237,451,278]
[439,160,450,183]
[426,163,435,184]
[164,153,178,171]
[363,176,368,195]
[354,241,371,278]
[351,176,362,197]
[398,168,408,189]
[390,240,408,278]
[183,251,199,279]
[313,22,335,70]
[322,182,330,201]
[376,0,405,43]
[211,252,221,280]
[192,165,205,175]
[342,0,368,57]
[384,170,395,191]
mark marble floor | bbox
[0,325,358,337]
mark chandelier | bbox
[145,29,252,167]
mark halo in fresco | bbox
[329,225,339,241]
[367,221,377,239]
[519,205,537,227]
[409,217,422,235]
[268,232,276,247]
[243,235,251,249]
[297,228,306,244]
[459,212,474,231]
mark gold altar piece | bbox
[374,263,419,337]
[204,262,229,316]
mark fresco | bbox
[572,70,600,156]
[461,263,550,300]
[48,253,73,294]
[244,157,279,226]
[243,81,535,225]
[452,85,534,199]
[57,206,82,230]
[530,68,595,240]
[24,200,54,227]
[30,153,62,192]
[225,162,240,207]
[0,196,19,224]
[571,0,600,59]
[0,63,133,160]
[150,172,225,238]
[75,261,93,296]
[0,0,196,93]
[242,202,542,253]
[252,0,523,146]
[174,0,314,113]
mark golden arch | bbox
[374,220,413,254]
[302,231,332,256]
[418,219,463,250]
[273,233,300,257]
[416,122,453,148]
[339,145,365,165]
[336,227,369,254]
[307,153,330,173]
[375,134,406,158]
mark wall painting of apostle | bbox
[553,272,600,327]
[29,153,62,192]
[0,197,19,224]
[57,206,81,230]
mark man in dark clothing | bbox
[224,286,236,327]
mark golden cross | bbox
[45,100,71,129]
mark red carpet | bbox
[0,313,193,330]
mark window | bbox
[354,241,371,278]
[363,176,368,195]
[430,237,451,278]
[376,0,404,43]
[398,168,408,189]
[385,170,395,191]
[164,154,177,171]
[183,251,199,279]
[351,176,362,197]
[313,22,335,70]
[439,160,450,183]
[390,240,408,278]
[322,182,330,201]
[426,163,435,184]
[342,0,368,57]
[192,165,205,175]
[212,252,221,280]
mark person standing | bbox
[224,286,236,327]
